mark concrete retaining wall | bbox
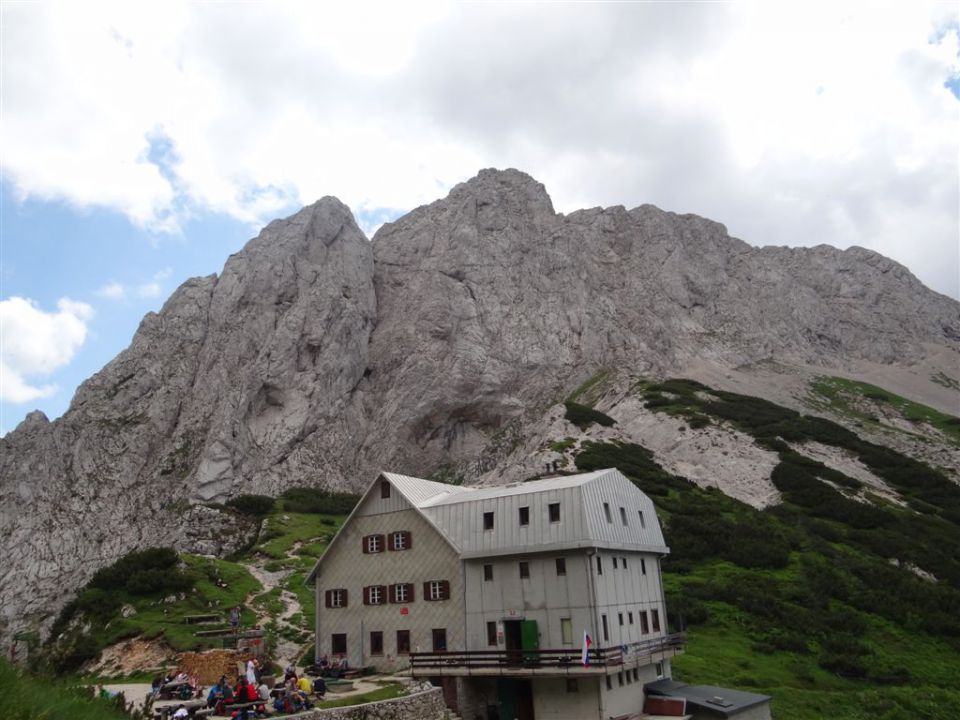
[295,686,449,720]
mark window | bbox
[381,480,391,498]
[619,506,628,525]
[652,609,661,632]
[555,558,566,576]
[487,621,498,646]
[483,564,494,581]
[633,668,639,681]
[638,510,645,528]
[641,558,646,575]
[566,679,579,693]
[618,671,624,686]
[601,614,609,641]
[370,631,383,655]
[432,628,447,652]
[613,557,618,569]
[425,580,450,601]
[618,612,623,626]
[364,585,385,605]
[605,676,612,690]
[390,583,413,603]
[656,661,664,678]
[640,611,649,634]
[622,556,627,569]
[628,612,634,625]
[518,506,530,526]
[596,555,603,575]
[389,531,411,551]
[396,630,410,654]
[483,511,494,530]
[561,618,572,644]
[331,633,347,655]
[364,534,383,553]
[549,502,561,522]
[603,502,612,523]
[325,589,348,608]
[519,561,530,579]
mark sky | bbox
[1,1,958,435]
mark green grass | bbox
[810,376,960,445]
[566,369,613,406]
[256,513,341,560]
[0,660,138,719]
[315,683,406,708]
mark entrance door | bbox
[504,620,523,666]
[497,679,534,720]
[432,628,447,652]
[521,620,539,666]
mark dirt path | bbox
[239,541,309,668]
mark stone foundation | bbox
[294,686,449,719]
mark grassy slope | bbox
[575,377,960,720]
[0,660,134,719]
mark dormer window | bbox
[603,502,612,523]
[381,480,391,498]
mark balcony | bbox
[409,633,685,678]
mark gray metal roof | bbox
[307,468,668,583]
[645,680,772,718]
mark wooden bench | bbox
[153,699,206,720]
[184,614,223,625]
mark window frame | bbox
[519,561,530,579]
[555,557,566,576]
[603,502,612,523]
[619,506,628,525]
[483,511,495,530]
[370,631,383,656]
[380,480,391,499]
[486,621,498,647]
[483,564,494,581]
[548,502,561,523]
[561,617,573,645]
[518,506,530,526]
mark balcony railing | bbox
[409,633,685,675]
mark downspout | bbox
[585,550,604,720]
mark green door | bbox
[521,620,539,665]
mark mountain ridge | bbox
[1,167,958,652]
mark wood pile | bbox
[177,649,246,684]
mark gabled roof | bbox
[306,467,667,583]
[380,471,473,506]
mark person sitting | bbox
[171,706,189,720]
[284,664,297,683]
[151,676,164,697]
[312,675,327,699]
[297,674,312,695]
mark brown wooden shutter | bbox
[377,585,386,603]
[423,581,431,601]
[440,580,450,600]
[403,531,412,550]
[324,590,331,608]
[388,584,396,603]
[406,583,415,602]
[341,589,348,607]
[363,586,370,605]
[362,535,370,554]
[375,534,385,551]
[387,533,395,551]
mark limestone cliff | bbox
[1,168,958,650]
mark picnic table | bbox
[152,698,206,719]
[159,681,197,700]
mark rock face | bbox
[2,168,959,650]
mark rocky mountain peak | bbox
[2,169,958,654]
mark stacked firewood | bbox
[177,649,247,684]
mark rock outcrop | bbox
[2,168,958,650]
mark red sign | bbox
[400,607,409,615]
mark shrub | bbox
[89,548,179,592]
[280,487,360,515]
[564,401,616,430]
[226,494,275,516]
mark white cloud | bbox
[136,267,172,299]
[2,1,958,295]
[94,281,126,300]
[0,297,94,403]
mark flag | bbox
[581,631,592,666]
